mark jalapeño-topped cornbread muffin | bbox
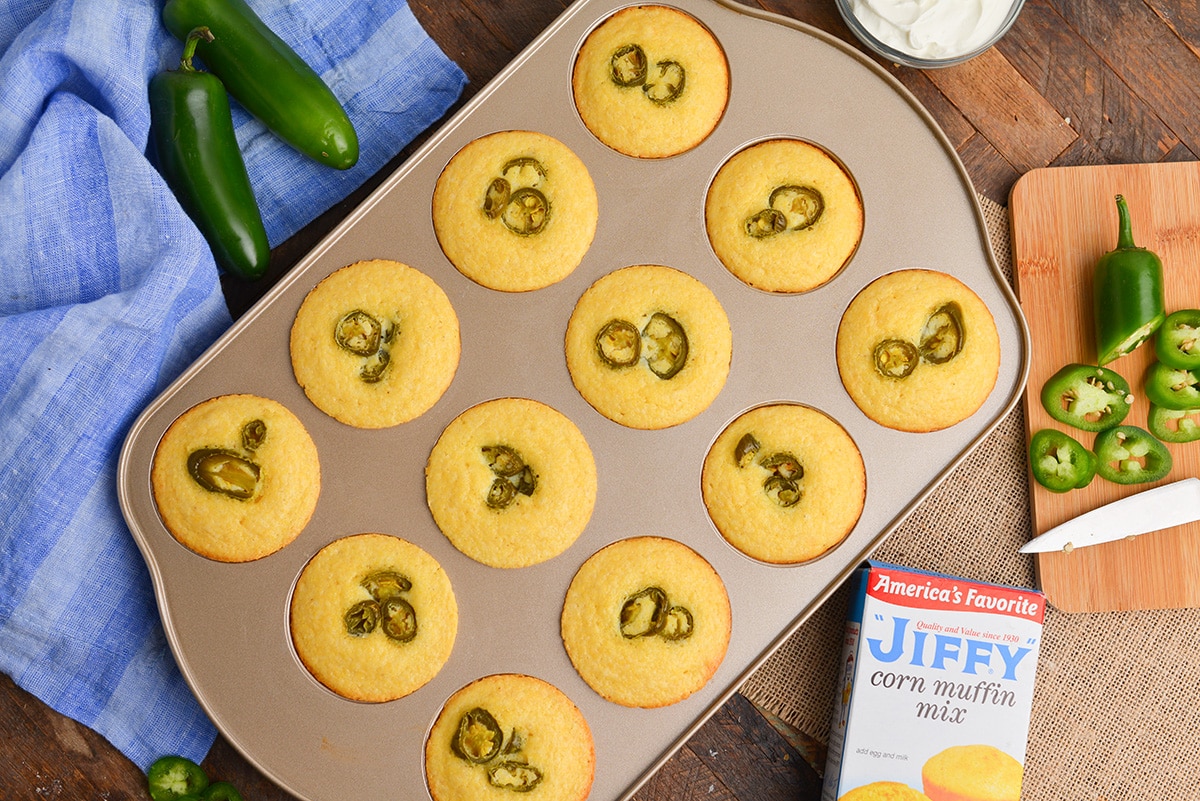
[572,5,729,158]
[836,269,1001,433]
[290,533,457,703]
[705,138,863,293]
[702,403,865,564]
[922,745,1022,801]
[425,398,597,568]
[425,673,594,801]
[289,259,460,429]
[560,536,731,708]
[564,264,732,429]
[432,130,598,292]
[151,394,319,562]
[839,782,933,801]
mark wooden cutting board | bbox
[1010,161,1200,612]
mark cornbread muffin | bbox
[432,130,598,292]
[840,782,933,801]
[425,398,597,568]
[921,745,1022,801]
[836,269,1000,432]
[151,394,319,562]
[702,403,865,564]
[425,673,594,801]
[289,533,457,702]
[564,264,732,429]
[572,5,729,158]
[289,259,460,429]
[560,536,731,708]
[705,138,863,293]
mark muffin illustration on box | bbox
[821,562,1042,801]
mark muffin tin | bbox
[116,1,1029,799]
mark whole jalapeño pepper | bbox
[149,28,269,280]
[1093,194,1165,365]
[162,0,359,170]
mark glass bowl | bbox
[834,0,1026,68]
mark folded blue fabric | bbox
[0,0,465,772]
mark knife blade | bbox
[1020,477,1200,554]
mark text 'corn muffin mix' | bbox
[822,562,1043,801]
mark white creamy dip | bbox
[849,0,1018,61]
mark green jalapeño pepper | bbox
[1144,361,1200,410]
[1093,425,1172,485]
[163,0,358,170]
[1155,309,1200,370]
[1148,404,1200,444]
[150,28,270,280]
[1093,194,1165,365]
[1039,363,1133,432]
[1028,429,1096,493]
[147,755,209,801]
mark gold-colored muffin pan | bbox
[117,1,1029,799]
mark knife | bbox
[1020,477,1200,554]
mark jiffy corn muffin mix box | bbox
[822,562,1044,801]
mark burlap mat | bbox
[739,196,1200,799]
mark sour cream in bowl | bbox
[835,0,1025,68]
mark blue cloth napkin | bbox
[0,0,465,772]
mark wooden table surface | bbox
[5,0,1199,799]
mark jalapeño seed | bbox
[734,432,761,468]
[643,60,685,104]
[483,177,511,220]
[452,708,504,764]
[488,761,544,792]
[335,310,383,356]
[187,448,261,500]
[661,605,695,640]
[344,599,380,637]
[769,184,825,231]
[745,208,787,239]
[919,302,965,364]
[501,187,550,236]
[620,586,669,639]
[241,419,267,451]
[379,596,418,643]
[610,43,648,86]
[361,570,412,600]
[642,312,688,379]
[873,338,919,379]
